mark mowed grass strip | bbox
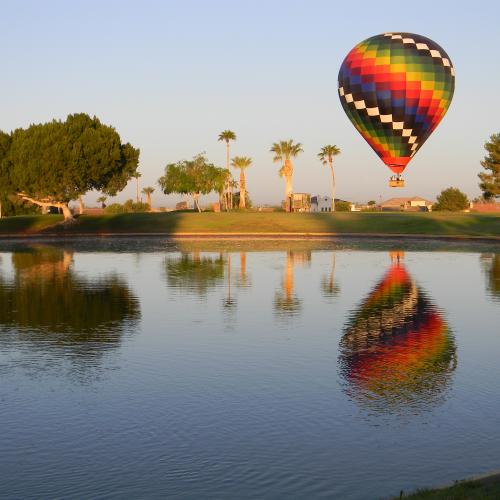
[0,212,499,237]
[0,214,64,234]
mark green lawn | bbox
[0,214,64,234]
[396,474,500,499]
[0,212,499,238]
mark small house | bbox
[381,197,433,212]
[311,195,333,212]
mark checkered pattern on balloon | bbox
[338,33,455,187]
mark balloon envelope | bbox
[338,33,455,174]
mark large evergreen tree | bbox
[433,187,469,211]
[0,131,12,218]
[478,133,500,200]
[4,113,139,220]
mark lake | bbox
[0,238,498,499]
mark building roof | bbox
[381,196,433,206]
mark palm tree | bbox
[142,187,155,210]
[97,195,107,209]
[317,145,341,211]
[131,172,142,203]
[231,156,252,208]
[218,130,236,210]
[270,140,303,212]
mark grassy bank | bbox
[0,212,499,238]
[397,473,500,499]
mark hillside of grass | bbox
[0,212,498,238]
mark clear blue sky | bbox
[2,0,499,206]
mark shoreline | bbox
[0,232,499,243]
[399,469,500,498]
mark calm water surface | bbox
[0,239,498,499]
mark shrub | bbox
[335,200,351,212]
[123,199,149,212]
[104,199,149,214]
[104,203,126,214]
[433,188,469,211]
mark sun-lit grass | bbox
[0,214,63,234]
[0,212,498,238]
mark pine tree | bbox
[478,133,500,200]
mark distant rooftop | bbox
[381,196,433,206]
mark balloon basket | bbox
[389,178,405,188]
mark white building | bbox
[311,195,333,212]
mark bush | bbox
[433,187,469,211]
[0,194,41,216]
[123,199,149,212]
[105,203,126,214]
[104,199,149,214]
[335,200,351,212]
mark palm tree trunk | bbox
[329,161,336,212]
[239,169,246,209]
[284,159,293,212]
[226,142,231,211]
[78,196,84,215]
[147,193,152,210]
[136,178,140,203]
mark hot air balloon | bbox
[338,33,455,187]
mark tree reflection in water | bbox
[321,252,340,299]
[480,253,500,300]
[236,252,251,289]
[0,245,140,363]
[273,251,310,318]
[164,251,225,297]
[339,252,457,413]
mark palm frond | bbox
[218,130,237,142]
[231,156,253,169]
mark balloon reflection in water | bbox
[0,246,140,354]
[339,252,456,412]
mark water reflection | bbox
[274,251,311,318]
[321,253,340,298]
[164,251,225,297]
[223,254,236,309]
[339,252,457,413]
[481,253,500,301]
[236,252,251,288]
[0,245,140,354]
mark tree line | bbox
[0,114,498,219]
